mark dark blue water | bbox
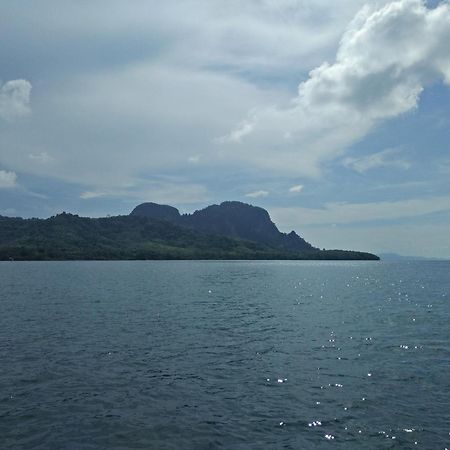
[1,261,449,449]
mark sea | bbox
[1,261,449,449]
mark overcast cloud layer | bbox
[1,0,450,257]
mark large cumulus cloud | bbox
[221,0,450,175]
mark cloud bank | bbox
[1,0,449,214]
[0,0,393,193]
[245,190,269,198]
[289,184,304,193]
[271,194,450,227]
[222,0,450,175]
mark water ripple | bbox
[1,260,449,449]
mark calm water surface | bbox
[1,261,449,449]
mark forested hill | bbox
[0,212,379,261]
[131,201,314,251]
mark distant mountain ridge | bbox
[131,201,314,252]
[379,253,444,261]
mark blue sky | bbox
[1,0,450,257]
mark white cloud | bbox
[271,194,450,227]
[0,79,32,120]
[188,155,200,163]
[221,0,450,175]
[0,170,18,188]
[80,191,106,200]
[29,152,54,163]
[245,190,269,198]
[343,148,411,173]
[216,120,254,144]
[289,184,303,193]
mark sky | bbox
[1,0,450,258]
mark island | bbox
[0,201,379,261]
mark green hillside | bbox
[0,213,378,261]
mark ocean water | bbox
[1,261,449,449]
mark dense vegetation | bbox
[0,213,379,261]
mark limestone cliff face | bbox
[131,200,314,252]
